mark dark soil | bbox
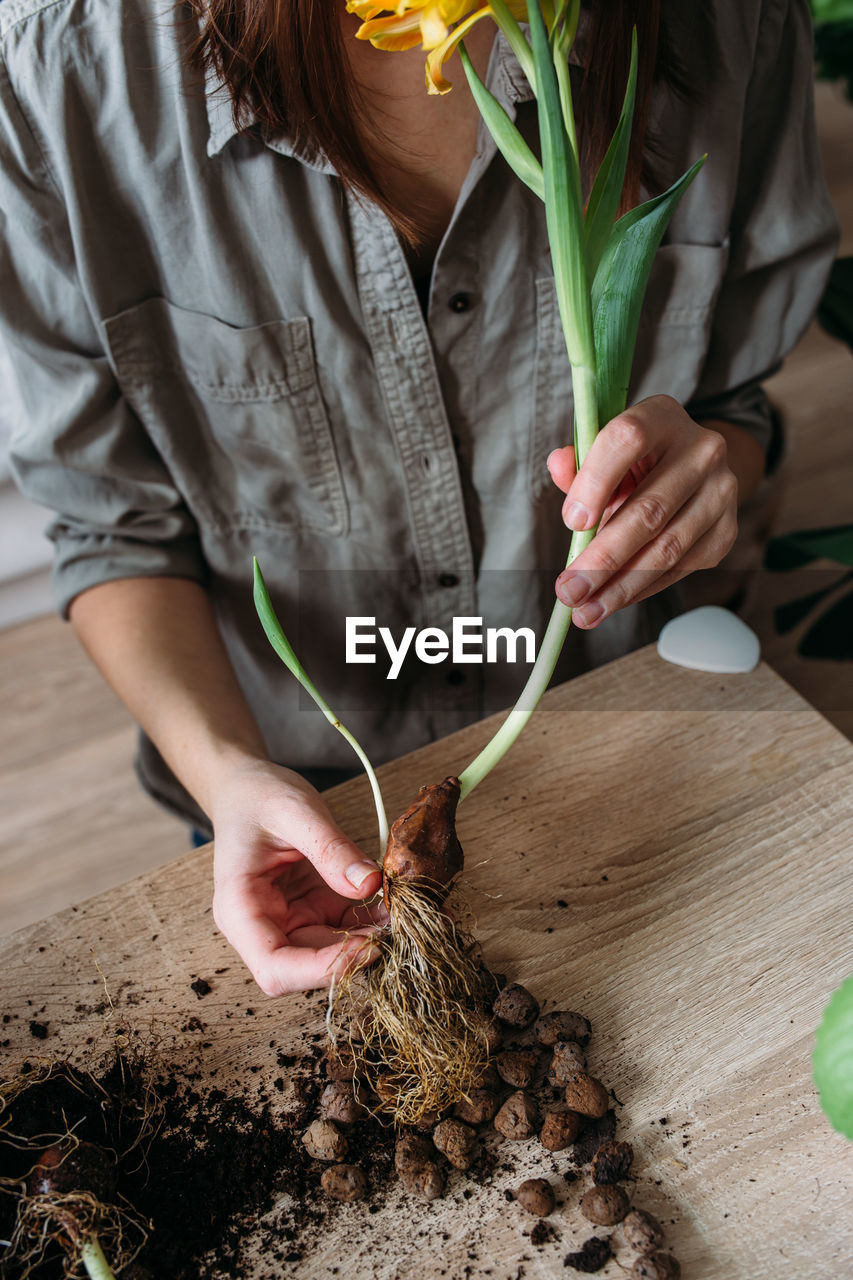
[0,1051,394,1278]
[1,974,671,1277]
[564,1234,613,1272]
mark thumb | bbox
[546,445,578,494]
[296,808,383,900]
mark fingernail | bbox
[557,572,591,607]
[564,501,590,531]
[575,600,605,628]
[346,861,380,890]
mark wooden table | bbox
[1,646,851,1278]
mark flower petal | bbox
[425,4,493,92]
[356,9,425,48]
[420,3,451,47]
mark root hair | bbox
[328,876,493,1127]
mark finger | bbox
[272,796,382,902]
[214,882,379,996]
[546,445,578,494]
[629,514,739,607]
[599,471,637,528]
[341,896,390,930]
[561,396,687,532]
[262,934,380,997]
[555,446,732,612]
[288,923,381,952]
[571,500,736,630]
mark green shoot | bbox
[253,559,389,853]
[81,1236,117,1280]
[457,2,704,800]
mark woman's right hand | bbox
[210,759,387,996]
[68,578,385,996]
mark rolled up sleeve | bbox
[0,49,205,618]
[686,0,840,456]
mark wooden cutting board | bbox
[1,645,851,1278]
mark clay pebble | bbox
[493,983,540,1028]
[534,1010,591,1047]
[432,1118,477,1170]
[580,1184,630,1225]
[591,1138,634,1184]
[631,1252,681,1279]
[319,1081,363,1126]
[320,1164,367,1202]
[515,1177,555,1217]
[549,1040,588,1084]
[302,1119,347,1163]
[564,1072,610,1119]
[622,1208,665,1253]
[540,1102,582,1152]
[494,1090,538,1140]
[495,1048,540,1089]
[454,1089,500,1126]
[395,1131,445,1201]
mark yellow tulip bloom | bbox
[347,0,528,93]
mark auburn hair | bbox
[186,1,688,246]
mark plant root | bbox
[328,876,494,1128]
[0,1052,163,1277]
[3,1187,147,1278]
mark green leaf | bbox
[814,968,853,1141]
[811,0,853,24]
[591,156,706,425]
[773,578,849,635]
[459,43,544,201]
[252,558,389,849]
[489,0,536,91]
[765,524,853,570]
[798,587,853,660]
[818,257,853,350]
[527,0,594,376]
[584,27,638,280]
[813,21,853,98]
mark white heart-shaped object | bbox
[657,605,760,674]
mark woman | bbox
[0,0,837,994]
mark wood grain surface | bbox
[1,646,852,1279]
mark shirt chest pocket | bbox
[102,298,349,536]
[530,242,729,496]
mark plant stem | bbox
[458,0,599,801]
[457,526,593,800]
[80,1236,116,1280]
[489,0,537,90]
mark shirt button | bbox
[446,668,466,686]
[438,572,459,588]
[448,292,471,313]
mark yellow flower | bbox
[347,0,528,93]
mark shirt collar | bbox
[203,58,239,159]
[203,17,586,161]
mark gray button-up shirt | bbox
[0,0,838,827]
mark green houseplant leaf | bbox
[817,257,853,349]
[766,526,853,662]
[814,968,853,1140]
[773,575,853,634]
[811,0,853,23]
[591,156,707,425]
[797,588,853,659]
[765,524,853,570]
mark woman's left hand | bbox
[548,394,742,629]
